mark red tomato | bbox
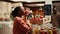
[34,18,39,20]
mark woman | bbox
[11,6,31,34]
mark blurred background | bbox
[0,0,60,34]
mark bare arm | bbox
[16,17,31,32]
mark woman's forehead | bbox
[20,7,25,10]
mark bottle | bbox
[39,28,45,34]
[52,27,57,34]
[44,30,48,34]
[48,28,53,34]
[32,24,38,34]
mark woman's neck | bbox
[21,15,27,22]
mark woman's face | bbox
[18,7,30,16]
[24,7,31,16]
[21,7,31,16]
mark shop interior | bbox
[0,0,60,34]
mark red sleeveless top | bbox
[13,17,31,34]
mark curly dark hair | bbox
[10,6,24,18]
